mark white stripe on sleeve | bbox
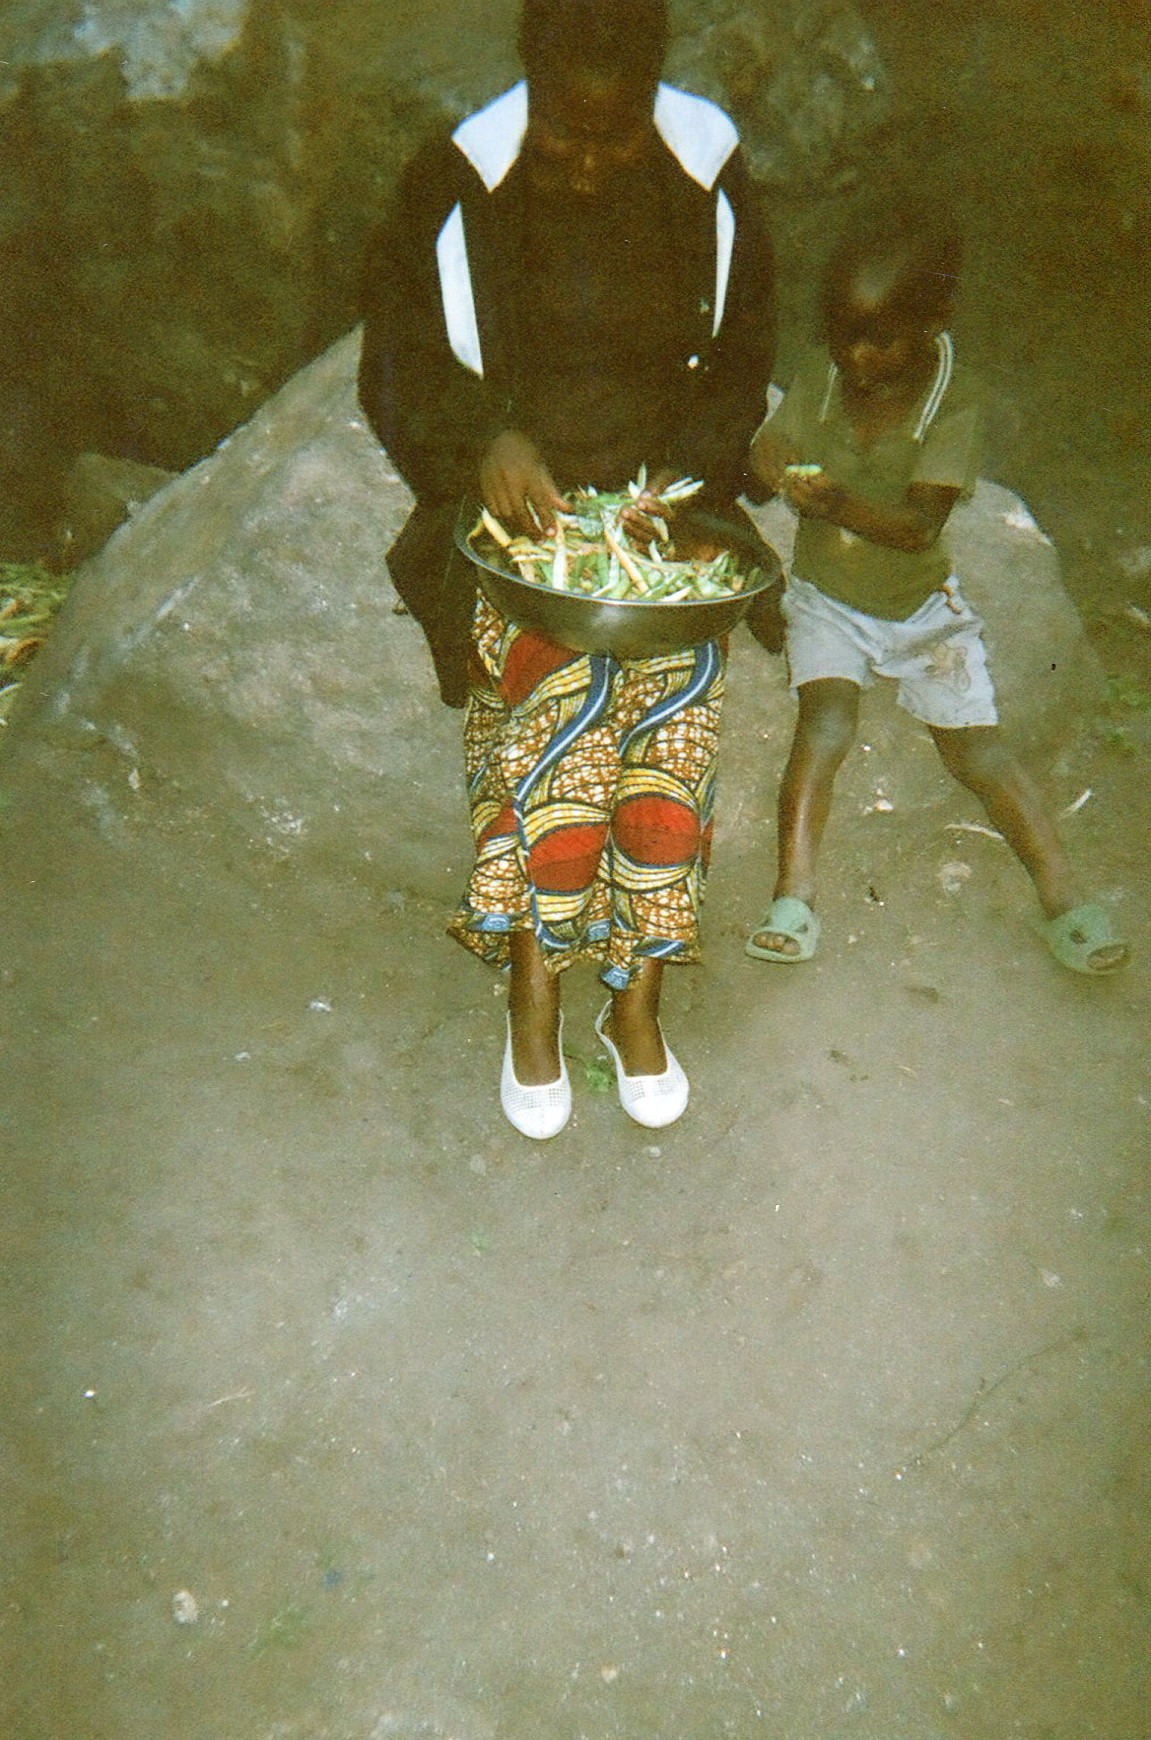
[435,203,484,377]
[713,189,735,336]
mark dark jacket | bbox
[359,81,776,705]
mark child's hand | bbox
[782,464,849,523]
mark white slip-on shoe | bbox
[594,1001,689,1129]
[500,1013,571,1140]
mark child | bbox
[743,205,1129,974]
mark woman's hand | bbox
[479,431,568,536]
[743,583,785,654]
[632,467,680,510]
[749,426,793,496]
[621,466,714,547]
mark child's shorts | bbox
[783,573,999,729]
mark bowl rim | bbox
[453,499,782,612]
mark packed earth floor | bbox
[1,620,1148,1738]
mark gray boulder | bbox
[55,451,177,566]
[5,330,472,902]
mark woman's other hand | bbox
[480,431,568,536]
[748,425,793,496]
[743,584,786,654]
[622,467,694,543]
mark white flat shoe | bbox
[500,1013,571,1140]
[594,1001,689,1129]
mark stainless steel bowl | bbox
[455,502,782,659]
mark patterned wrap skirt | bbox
[448,594,726,989]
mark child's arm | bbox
[782,387,981,551]
[783,471,962,553]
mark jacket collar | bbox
[452,80,738,193]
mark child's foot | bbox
[745,895,821,962]
[1037,901,1130,975]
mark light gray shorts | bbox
[783,573,999,729]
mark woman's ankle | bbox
[507,935,562,1082]
[607,972,667,1076]
[507,999,562,1083]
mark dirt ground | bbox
[3,1,1151,1735]
[1,619,1148,1739]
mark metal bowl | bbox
[455,502,782,659]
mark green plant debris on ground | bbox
[1096,720,1138,755]
[248,1600,313,1655]
[581,1054,615,1095]
[0,561,75,725]
[1105,673,1151,713]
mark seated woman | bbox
[358,0,775,1138]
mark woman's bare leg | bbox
[601,957,668,1076]
[507,929,562,1084]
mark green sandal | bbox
[1037,902,1130,975]
[745,895,821,963]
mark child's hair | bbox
[517,0,670,92]
[821,199,963,336]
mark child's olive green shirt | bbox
[761,337,983,620]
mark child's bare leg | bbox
[752,678,860,955]
[928,725,1082,917]
[601,956,667,1076]
[508,928,562,1083]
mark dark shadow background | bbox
[0,0,1148,677]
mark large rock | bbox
[55,451,177,566]
[3,331,1104,907]
[4,330,472,901]
[667,0,887,187]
